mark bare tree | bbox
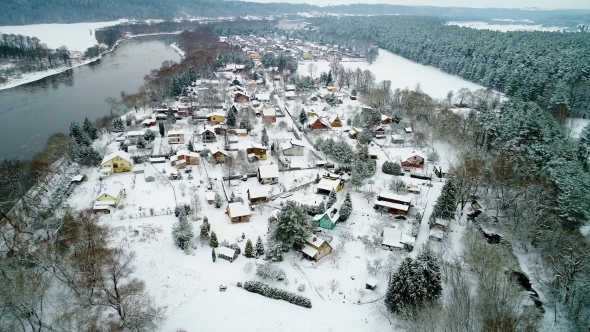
[327,278,341,294]
[307,63,317,79]
[361,188,376,203]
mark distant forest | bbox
[309,16,590,118]
[1,0,589,27]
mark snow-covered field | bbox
[0,20,128,51]
[300,49,487,99]
[446,21,567,32]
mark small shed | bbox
[366,277,378,290]
[217,246,238,262]
[226,202,251,222]
[247,187,268,203]
[70,175,84,184]
[205,191,216,204]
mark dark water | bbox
[0,35,180,161]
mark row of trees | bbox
[0,33,71,78]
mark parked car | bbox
[394,215,407,220]
[169,172,183,180]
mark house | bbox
[217,246,239,262]
[377,191,413,206]
[210,149,228,163]
[262,108,277,123]
[213,125,227,136]
[366,277,378,290]
[285,84,296,92]
[373,126,386,139]
[176,150,200,165]
[249,52,261,60]
[429,228,445,242]
[301,235,332,261]
[328,114,343,128]
[206,112,225,124]
[281,139,305,156]
[125,131,144,145]
[316,173,345,195]
[285,91,296,100]
[404,127,413,134]
[247,187,268,203]
[313,208,339,230]
[402,152,425,168]
[101,150,132,174]
[256,93,270,102]
[348,127,363,139]
[226,202,251,222]
[235,128,248,137]
[167,130,185,144]
[230,103,240,114]
[198,126,217,143]
[94,184,123,209]
[309,117,330,130]
[257,164,279,185]
[247,143,268,161]
[142,118,156,127]
[327,86,338,93]
[406,183,421,194]
[234,91,250,102]
[205,191,216,204]
[361,105,373,112]
[391,134,404,144]
[374,200,410,215]
[381,114,392,124]
[433,163,450,178]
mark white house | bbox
[281,139,305,156]
[257,164,279,185]
[167,130,185,144]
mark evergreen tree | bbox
[326,190,337,209]
[158,121,165,137]
[72,144,101,166]
[70,122,90,146]
[358,129,373,145]
[265,239,283,262]
[214,193,223,208]
[209,231,219,248]
[239,119,252,133]
[382,161,396,175]
[171,209,193,253]
[143,129,155,142]
[244,239,254,258]
[188,140,194,152]
[226,108,236,127]
[255,236,265,257]
[261,127,269,146]
[136,135,147,149]
[212,248,216,262]
[327,71,333,85]
[417,247,442,302]
[324,93,337,106]
[384,257,427,314]
[200,223,209,237]
[339,192,352,221]
[299,109,308,127]
[166,109,176,124]
[392,110,403,123]
[432,179,458,220]
[577,123,590,169]
[82,117,99,140]
[229,192,236,203]
[350,168,364,190]
[111,118,125,133]
[273,201,312,250]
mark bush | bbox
[243,281,312,308]
[297,284,306,292]
[256,262,286,281]
[175,204,191,217]
[237,281,243,288]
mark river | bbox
[0,35,181,161]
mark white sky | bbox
[251,0,590,10]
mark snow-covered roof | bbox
[381,114,391,121]
[197,126,216,135]
[382,227,403,248]
[227,202,251,217]
[217,246,236,258]
[301,244,318,258]
[176,150,200,158]
[205,192,215,200]
[317,178,340,192]
[235,129,247,134]
[210,148,228,156]
[374,200,410,212]
[378,192,413,204]
[96,185,122,200]
[305,235,327,248]
[206,112,225,118]
[248,186,268,199]
[256,93,270,101]
[401,234,416,246]
[429,228,444,240]
[404,127,413,133]
[392,134,404,141]
[285,91,296,97]
[251,143,267,150]
[168,130,184,136]
[280,141,292,150]
[404,151,425,159]
[262,108,276,117]
[285,84,296,91]
[366,277,378,287]
[142,118,155,124]
[290,139,305,147]
[126,130,144,136]
[71,175,83,182]
[101,150,130,165]
[328,114,340,123]
[258,164,279,179]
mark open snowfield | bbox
[0,20,128,51]
[299,49,487,99]
[569,118,590,139]
[446,21,567,32]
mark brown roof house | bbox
[226,202,251,222]
[374,191,413,215]
[328,114,343,128]
[301,235,332,261]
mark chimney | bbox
[313,237,317,242]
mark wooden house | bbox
[234,91,250,102]
[391,134,404,144]
[374,192,412,215]
[210,149,228,163]
[167,130,185,144]
[257,164,279,185]
[309,117,330,130]
[198,126,217,143]
[301,235,332,261]
[366,277,378,290]
[404,127,413,134]
[377,191,413,206]
[226,202,251,222]
[327,86,338,93]
[101,151,132,174]
[262,108,277,123]
[256,93,271,103]
[348,127,363,139]
[246,143,268,161]
[205,191,216,204]
[125,130,144,145]
[316,173,345,195]
[247,187,268,203]
[94,185,123,211]
[401,152,425,168]
[285,84,296,92]
[235,129,248,137]
[433,163,449,178]
[328,114,343,128]
[217,246,238,262]
[206,112,225,124]
[313,208,339,230]
[381,114,392,124]
[373,126,386,139]
[142,118,156,127]
[281,139,305,156]
[176,150,200,165]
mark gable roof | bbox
[378,191,413,203]
[256,93,270,101]
[101,150,131,165]
[258,164,279,179]
[217,246,236,258]
[328,114,340,123]
[262,108,276,117]
[251,143,267,150]
[382,227,403,248]
[206,112,225,118]
[248,186,269,199]
[305,235,330,249]
[289,139,305,147]
[96,184,122,200]
[227,202,251,217]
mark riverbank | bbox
[0,32,182,91]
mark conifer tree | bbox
[200,223,209,237]
[229,192,236,203]
[326,190,337,209]
[136,135,147,149]
[417,247,442,302]
[385,257,427,313]
[273,201,312,250]
[143,129,155,142]
[159,121,165,137]
[299,109,308,127]
[188,140,194,152]
[209,231,219,248]
[171,210,194,253]
[255,236,265,257]
[82,117,99,140]
[212,248,216,262]
[166,109,176,124]
[261,127,269,146]
[244,239,254,258]
[432,178,458,220]
[111,118,125,132]
[214,193,223,208]
[226,108,236,127]
[339,192,352,221]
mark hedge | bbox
[243,281,312,308]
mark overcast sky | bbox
[251,0,590,9]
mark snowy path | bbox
[292,261,325,300]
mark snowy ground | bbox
[446,21,567,32]
[298,49,487,99]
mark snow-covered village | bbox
[2,11,590,332]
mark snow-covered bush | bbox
[297,284,306,292]
[255,262,286,281]
[243,281,312,308]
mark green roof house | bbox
[313,208,340,230]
